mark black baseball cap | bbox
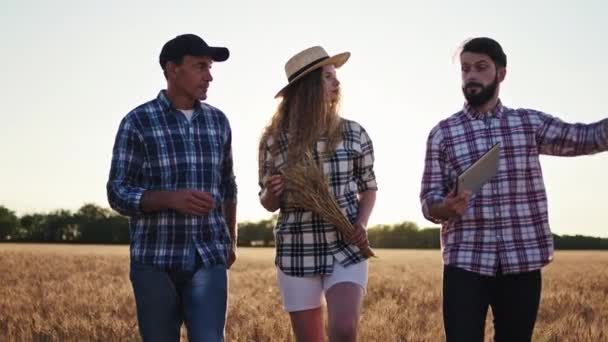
[159,34,229,69]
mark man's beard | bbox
[462,76,498,107]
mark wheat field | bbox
[0,244,607,342]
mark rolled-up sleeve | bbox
[220,124,237,203]
[106,117,146,217]
[420,126,449,223]
[534,110,608,156]
[257,138,273,196]
[354,127,377,193]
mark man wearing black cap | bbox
[107,34,237,342]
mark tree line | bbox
[1,204,607,250]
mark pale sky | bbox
[1,0,607,237]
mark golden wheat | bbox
[1,244,607,341]
[281,157,375,258]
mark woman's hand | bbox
[347,222,369,249]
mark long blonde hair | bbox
[260,68,343,166]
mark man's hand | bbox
[169,189,215,215]
[346,222,369,249]
[441,189,471,218]
[227,245,237,269]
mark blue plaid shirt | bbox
[107,91,237,270]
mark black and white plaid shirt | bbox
[259,119,377,277]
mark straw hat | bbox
[275,46,350,98]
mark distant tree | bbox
[4,204,608,249]
[368,224,391,248]
[553,234,608,250]
[15,210,76,242]
[76,203,128,244]
[45,209,78,242]
[392,221,422,248]
[77,203,112,221]
[103,215,130,243]
[0,206,18,240]
[368,221,424,248]
[238,216,276,246]
[418,227,441,248]
[19,213,47,242]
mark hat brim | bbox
[274,52,350,98]
[191,46,230,62]
[206,47,230,62]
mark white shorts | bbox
[276,259,368,312]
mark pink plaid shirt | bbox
[420,101,608,275]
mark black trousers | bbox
[443,265,541,342]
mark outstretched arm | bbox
[535,110,608,156]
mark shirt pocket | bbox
[195,133,223,179]
[143,136,188,189]
[323,142,356,187]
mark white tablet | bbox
[456,142,501,195]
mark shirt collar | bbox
[157,90,203,114]
[463,99,504,120]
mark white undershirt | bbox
[179,109,195,122]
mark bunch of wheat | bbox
[280,155,375,258]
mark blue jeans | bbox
[130,260,228,342]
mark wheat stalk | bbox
[280,154,375,258]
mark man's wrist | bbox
[430,202,450,222]
[141,190,175,213]
[163,191,176,210]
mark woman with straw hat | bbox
[257,46,378,342]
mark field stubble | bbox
[0,244,607,341]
